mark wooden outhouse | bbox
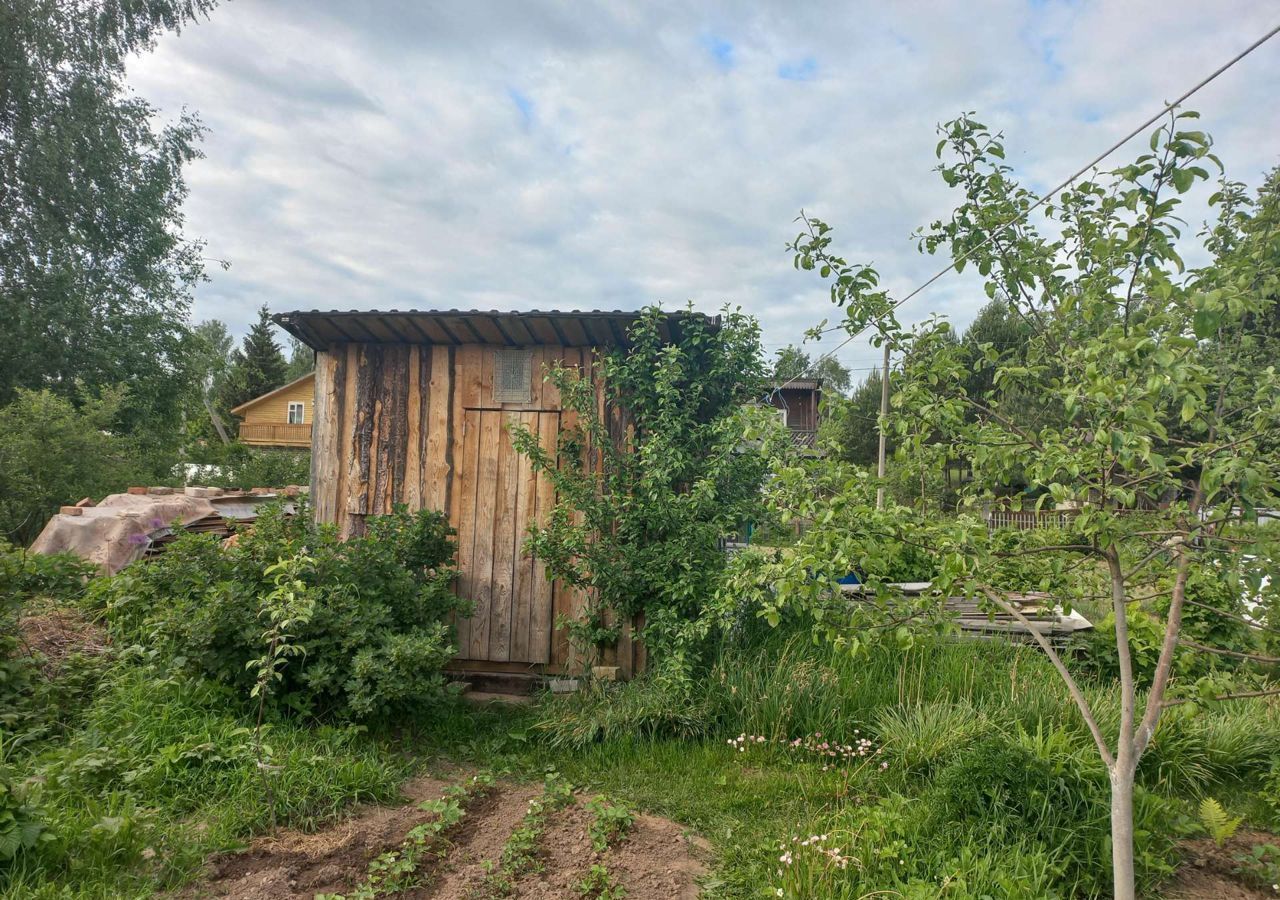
[767,379,823,452]
[273,308,716,679]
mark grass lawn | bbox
[6,622,1280,898]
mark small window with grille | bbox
[493,348,532,404]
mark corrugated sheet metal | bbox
[273,308,719,351]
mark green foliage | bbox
[819,370,887,468]
[1198,797,1242,847]
[533,668,713,750]
[185,443,312,489]
[1232,842,1280,891]
[319,773,496,900]
[221,304,290,413]
[2,657,406,896]
[0,762,50,864]
[722,464,947,654]
[484,772,576,896]
[585,796,634,853]
[873,701,985,776]
[1,0,215,451]
[784,111,1280,896]
[576,862,626,899]
[94,504,463,722]
[1,543,97,725]
[247,554,316,828]
[511,305,773,667]
[772,344,851,394]
[0,388,167,543]
[284,336,314,382]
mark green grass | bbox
[402,630,1280,898]
[6,626,1280,899]
[2,658,410,899]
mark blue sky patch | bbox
[778,57,817,81]
[700,33,735,69]
[507,87,534,126]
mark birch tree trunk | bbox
[1110,765,1137,900]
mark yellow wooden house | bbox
[230,372,315,448]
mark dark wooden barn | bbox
[274,308,717,681]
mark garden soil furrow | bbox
[597,811,709,900]
[499,802,595,899]
[460,796,709,900]
[409,784,542,899]
[181,775,453,899]
[184,778,709,900]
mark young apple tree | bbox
[785,114,1280,900]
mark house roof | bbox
[772,379,823,391]
[273,309,720,351]
[229,371,315,416]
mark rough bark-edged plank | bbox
[530,410,558,665]
[510,410,540,662]
[344,344,376,530]
[418,344,432,509]
[336,344,358,534]
[454,408,481,654]
[325,346,348,523]
[425,346,452,514]
[379,345,409,512]
[311,350,337,521]
[487,412,521,661]
[403,345,422,510]
[458,344,483,409]
[467,409,501,659]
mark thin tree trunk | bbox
[875,340,890,510]
[1111,764,1137,900]
[203,392,232,444]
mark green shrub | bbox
[92,503,463,722]
[188,443,311,489]
[928,735,1182,896]
[1,544,97,725]
[0,388,166,545]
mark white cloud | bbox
[129,0,1280,375]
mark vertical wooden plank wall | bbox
[311,341,642,677]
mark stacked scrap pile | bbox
[840,582,1092,646]
[30,486,304,573]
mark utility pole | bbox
[875,339,890,509]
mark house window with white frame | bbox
[287,401,305,425]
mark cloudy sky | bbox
[129,1,1280,380]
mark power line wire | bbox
[775,21,1280,392]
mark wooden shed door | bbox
[455,409,558,664]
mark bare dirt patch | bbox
[182,774,453,899]
[603,812,709,900]
[1164,831,1280,900]
[183,776,709,900]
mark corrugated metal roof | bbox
[773,379,823,390]
[273,308,719,351]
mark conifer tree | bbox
[224,305,288,410]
